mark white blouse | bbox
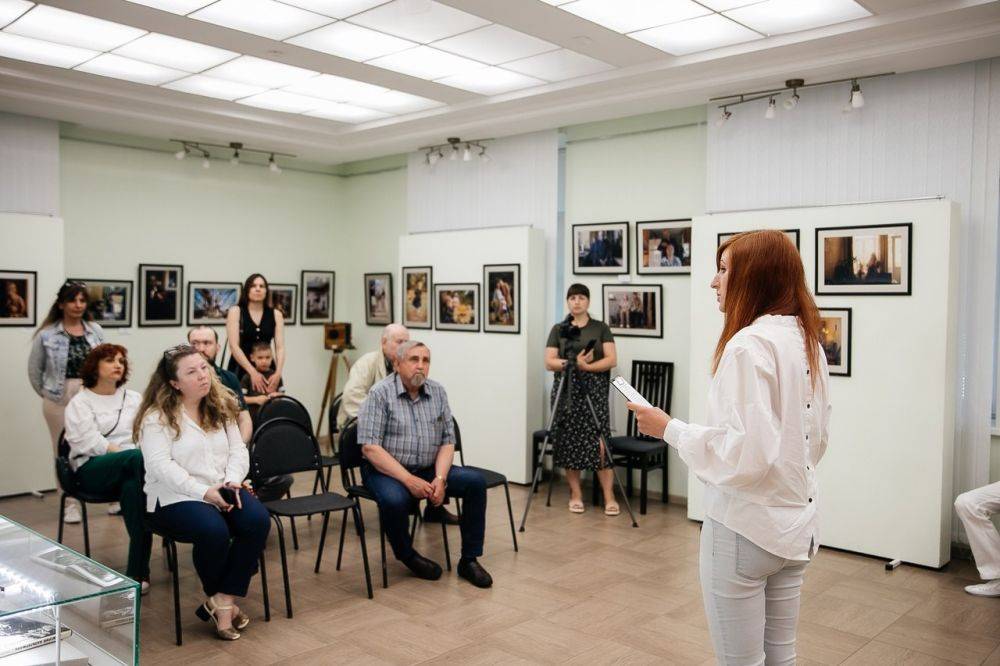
[664,315,832,561]
[63,387,141,471]
[139,410,249,512]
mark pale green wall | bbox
[992,436,1000,483]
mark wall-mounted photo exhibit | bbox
[0,270,36,327]
[573,221,629,274]
[138,264,182,327]
[401,266,432,330]
[71,278,132,328]
[187,281,240,326]
[269,283,297,325]
[434,283,480,332]
[815,223,912,295]
[302,270,334,325]
[718,229,801,250]
[637,219,692,274]
[819,307,852,377]
[602,283,663,338]
[364,272,393,326]
[483,263,520,334]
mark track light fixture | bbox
[712,73,892,123]
[715,107,732,127]
[421,136,492,167]
[230,142,241,166]
[174,147,188,160]
[765,97,776,120]
[268,154,281,174]
[850,80,864,108]
[171,139,294,174]
[202,152,211,169]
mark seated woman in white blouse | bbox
[64,343,151,592]
[135,344,270,641]
[629,229,832,666]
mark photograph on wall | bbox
[602,284,663,338]
[483,263,520,334]
[402,266,432,330]
[637,219,692,274]
[301,270,334,325]
[815,223,912,295]
[573,222,628,274]
[71,279,132,328]
[138,264,182,327]
[269,283,297,325]
[434,283,480,332]
[718,229,801,250]
[819,307,852,376]
[187,282,240,326]
[365,272,393,326]
[0,270,36,327]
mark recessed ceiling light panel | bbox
[76,53,187,85]
[113,33,238,72]
[503,48,613,82]
[124,0,216,14]
[203,55,319,87]
[0,0,33,28]
[6,5,146,51]
[278,0,388,19]
[190,0,332,40]
[162,74,268,100]
[724,0,870,36]
[437,66,546,95]
[237,89,325,113]
[367,45,483,80]
[286,21,416,61]
[432,24,557,65]
[560,0,709,34]
[0,32,98,68]
[283,73,387,101]
[629,13,761,55]
[348,0,489,43]
[304,101,390,122]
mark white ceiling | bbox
[0,0,998,165]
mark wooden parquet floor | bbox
[2,476,999,665]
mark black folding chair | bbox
[338,421,451,589]
[452,419,518,552]
[608,360,674,514]
[253,394,338,497]
[312,393,343,495]
[54,431,118,556]
[249,418,372,618]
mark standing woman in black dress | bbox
[226,274,285,395]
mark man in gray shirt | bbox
[357,341,492,588]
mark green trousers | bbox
[74,449,152,580]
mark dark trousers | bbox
[148,490,270,597]
[75,449,152,580]
[362,464,487,561]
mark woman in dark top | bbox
[544,283,620,516]
[226,274,285,395]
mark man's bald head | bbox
[381,324,410,362]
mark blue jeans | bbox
[362,464,487,561]
[149,490,270,597]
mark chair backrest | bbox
[54,430,77,494]
[452,417,465,466]
[328,392,343,435]
[338,420,362,488]
[248,417,323,488]
[255,394,312,431]
[625,360,674,440]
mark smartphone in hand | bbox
[218,486,237,506]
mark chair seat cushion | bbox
[71,491,119,504]
[348,484,374,501]
[263,492,354,517]
[608,436,667,455]
[460,465,507,489]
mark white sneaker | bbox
[964,579,1000,597]
[107,502,121,515]
[63,501,81,524]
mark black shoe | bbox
[457,558,493,588]
[402,551,442,581]
[423,504,460,525]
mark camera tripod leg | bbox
[519,371,568,533]
[584,394,639,528]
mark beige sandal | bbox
[604,503,620,516]
[196,595,241,641]
[568,500,585,513]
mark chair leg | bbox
[336,511,348,571]
[273,517,293,618]
[640,455,648,515]
[352,504,374,600]
[502,483,519,552]
[591,470,600,507]
[455,498,462,520]
[326,465,334,492]
[312,469,321,495]
[409,512,418,540]
[57,494,66,544]
[545,463,556,507]
[662,453,669,504]
[626,458,634,497]
[314,512,331,574]
[167,540,181,646]
[440,522,451,571]
[80,502,91,557]
[289,516,299,551]
[377,508,388,589]
[259,551,270,622]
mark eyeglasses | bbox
[162,344,194,362]
[61,280,86,289]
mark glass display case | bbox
[0,515,138,665]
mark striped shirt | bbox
[357,373,455,469]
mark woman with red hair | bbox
[630,230,831,665]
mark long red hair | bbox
[712,230,822,384]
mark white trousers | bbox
[955,481,1000,580]
[700,519,808,666]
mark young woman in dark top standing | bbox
[225,274,285,394]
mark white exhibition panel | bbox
[398,226,545,483]
[686,200,959,568]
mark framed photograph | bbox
[301,270,334,325]
[269,283,297,325]
[483,263,520,334]
[637,219,692,274]
[602,284,663,338]
[0,270,36,327]
[718,229,801,250]
[573,222,629,274]
[138,264,182,327]
[434,283,480,332]
[71,279,132,328]
[815,223,912,295]
[364,272,393,326]
[401,266,432,330]
[187,282,240,326]
[819,308,852,377]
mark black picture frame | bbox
[186,281,241,326]
[138,263,183,327]
[401,266,432,330]
[301,270,335,325]
[483,263,520,334]
[601,283,663,338]
[269,283,297,325]
[819,307,852,377]
[572,221,629,275]
[70,278,132,328]
[434,282,481,332]
[717,229,801,250]
[814,223,913,296]
[0,270,37,327]
[636,219,693,275]
[364,272,393,326]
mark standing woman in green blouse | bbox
[544,283,620,515]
